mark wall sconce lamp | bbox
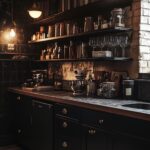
[28,2,42,19]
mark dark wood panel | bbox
[32,0,132,25]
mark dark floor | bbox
[0,145,22,150]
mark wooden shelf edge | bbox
[34,57,133,62]
[0,52,36,55]
[28,27,132,44]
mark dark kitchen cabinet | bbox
[111,115,150,150]
[9,91,150,150]
[83,126,112,150]
[12,94,32,149]
[82,109,112,150]
[55,116,82,150]
[54,103,83,150]
[112,134,150,150]
[30,100,53,150]
[10,93,54,150]
[82,108,150,150]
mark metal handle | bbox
[88,129,96,135]
[99,119,104,124]
[38,104,43,109]
[62,122,68,128]
[62,141,68,148]
[62,108,68,115]
[17,96,21,100]
[30,116,32,125]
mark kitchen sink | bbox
[122,103,150,110]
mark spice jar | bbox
[122,78,134,99]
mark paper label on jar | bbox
[125,88,132,96]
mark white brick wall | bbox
[139,0,150,73]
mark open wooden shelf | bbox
[32,0,132,25]
[28,27,132,44]
[0,59,32,62]
[34,57,132,62]
[0,52,36,55]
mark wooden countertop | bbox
[8,87,150,122]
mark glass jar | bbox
[84,17,94,32]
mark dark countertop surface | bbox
[8,87,150,122]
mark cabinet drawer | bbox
[55,103,81,120]
[55,136,82,150]
[82,109,112,131]
[55,115,81,136]
[110,115,150,140]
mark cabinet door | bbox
[111,114,150,150]
[14,94,32,148]
[84,126,112,150]
[55,116,82,150]
[31,100,53,150]
[112,134,150,150]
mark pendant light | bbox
[9,0,16,38]
[3,0,16,41]
[28,2,42,19]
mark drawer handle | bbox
[99,119,104,124]
[38,104,43,108]
[17,96,21,100]
[62,122,68,128]
[88,129,96,135]
[62,108,68,115]
[62,141,68,148]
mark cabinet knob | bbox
[62,122,68,128]
[18,129,21,134]
[62,108,68,115]
[99,119,104,124]
[17,96,21,100]
[62,141,68,148]
[88,129,96,135]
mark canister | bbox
[122,79,134,99]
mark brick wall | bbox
[47,0,150,81]
[139,0,150,73]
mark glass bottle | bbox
[58,46,64,59]
[53,42,58,59]
[64,45,69,59]
[86,71,96,97]
[69,41,76,59]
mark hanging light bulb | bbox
[3,0,17,41]
[9,0,16,39]
[9,28,16,38]
[28,3,42,19]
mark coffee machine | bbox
[22,69,48,88]
[32,69,48,86]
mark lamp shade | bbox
[28,3,42,19]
